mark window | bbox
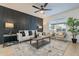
[49,23,66,32]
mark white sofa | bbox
[17,30,36,42]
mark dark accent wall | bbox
[0,6,43,43]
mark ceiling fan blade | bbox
[44,3,48,7]
[34,10,41,13]
[32,5,40,9]
[43,9,52,11]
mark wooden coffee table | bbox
[29,35,51,49]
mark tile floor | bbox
[0,39,79,56]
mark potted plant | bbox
[67,17,79,43]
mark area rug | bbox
[9,39,69,56]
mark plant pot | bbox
[72,38,77,43]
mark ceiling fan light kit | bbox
[40,10,44,14]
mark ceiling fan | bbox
[32,3,51,13]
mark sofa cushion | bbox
[58,32,64,36]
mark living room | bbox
[0,3,79,56]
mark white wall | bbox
[43,8,79,42]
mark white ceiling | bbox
[0,3,79,18]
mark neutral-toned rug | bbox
[8,39,69,56]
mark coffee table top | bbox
[31,35,50,41]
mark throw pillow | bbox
[29,30,32,36]
[20,31,25,36]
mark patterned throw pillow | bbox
[20,31,25,36]
[29,30,32,36]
